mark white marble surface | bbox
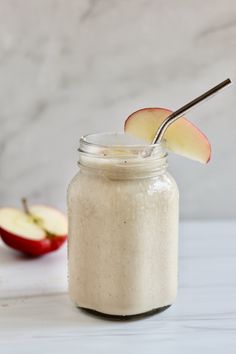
[0,1,236,218]
[0,221,236,353]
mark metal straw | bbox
[151,78,231,145]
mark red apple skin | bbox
[124,107,171,130]
[0,227,67,257]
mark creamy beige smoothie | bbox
[67,133,179,317]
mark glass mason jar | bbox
[67,133,179,319]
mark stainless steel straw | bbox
[151,78,231,145]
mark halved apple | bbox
[124,108,211,163]
[0,204,67,256]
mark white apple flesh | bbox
[124,107,211,163]
[0,205,67,256]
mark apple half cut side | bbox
[0,206,67,256]
[124,108,211,163]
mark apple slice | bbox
[124,108,211,163]
[0,202,67,256]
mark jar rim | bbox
[79,132,167,161]
[80,132,162,149]
[78,133,167,175]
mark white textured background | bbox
[0,0,235,219]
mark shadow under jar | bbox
[67,133,179,319]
